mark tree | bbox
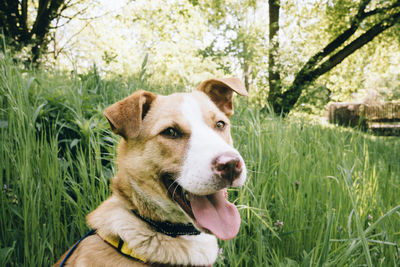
[268,0,400,115]
[196,0,267,92]
[0,0,76,64]
[267,0,280,108]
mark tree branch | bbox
[1,1,20,40]
[32,0,50,35]
[299,0,371,75]
[364,1,400,17]
[278,9,400,114]
[311,11,400,79]
[20,0,29,41]
[52,7,89,28]
[49,19,91,58]
[31,0,65,37]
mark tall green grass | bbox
[1,54,399,266]
[223,108,400,266]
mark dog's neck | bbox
[130,209,201,237]
[111,173,191,224]
[87,195,219,266]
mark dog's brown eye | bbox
[161,127,181,138]
[216,121,225,129]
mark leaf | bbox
[318,210,334,266]
[9,205,23,221]
[70,139,80,149]
[0,242,16,266]
[32,102,47,123]
[300,250,312,267]
[25,77,36,91]
[0,120,8,129]
[139,53,149,82]
[141,53,149,70]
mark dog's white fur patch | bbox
[177,94,246,195]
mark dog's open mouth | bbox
[162,175,240,240]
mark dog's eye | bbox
[160,127,181,138]
[216,121,226,129]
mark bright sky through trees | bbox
[49,0,399,107]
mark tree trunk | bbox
[267,0,281,112]
[0,0,67,65]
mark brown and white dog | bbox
[54,78,248,267]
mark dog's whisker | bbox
[166,181,176,191]
[171,183,180,200]
[163,177,182,200]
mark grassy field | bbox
[1,54,399,266]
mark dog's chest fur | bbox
[86,196,218,266]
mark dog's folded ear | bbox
[104,90,156,140]
[196,77,248,117]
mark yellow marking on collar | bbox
[97,231,147,263]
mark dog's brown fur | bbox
[54,78,247,267]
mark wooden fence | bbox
[327,101,400,136]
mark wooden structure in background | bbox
[327,102,400,136]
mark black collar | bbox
[131,209,201,237]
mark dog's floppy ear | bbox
[104,90,156,140]
[196,77,248,117]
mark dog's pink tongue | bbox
[190,190,240,240]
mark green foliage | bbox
[48,0,223,86]
[1,53,399,266]
[296,85,331,115]
[2,0,400,114]
[198,1,268,88]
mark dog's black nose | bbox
[212,152,242,182]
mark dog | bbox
[54,77,248,266]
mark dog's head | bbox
[104,78,248,240]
